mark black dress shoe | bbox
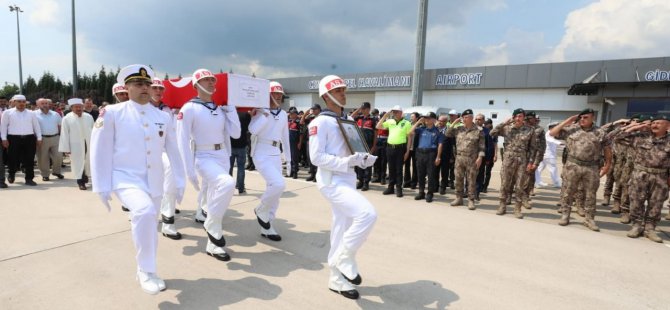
[426,193,434,203]
[42,177,50,181]
[52,173,65,179]
[306,175,315,182]
[121,206,130,212]
[356,181,363,189]
[8,175,15,184]
[78,184,87,190]
[371,178,380,183]
[380,178,386,185]
[0,182,7,189]
[342,273,362,285]
[261,233,282,242]
[25,180,37,186]
[414,193,425,200]
[439,187,446,195]
[361,183,369,191]
[239,189,246,194]
[207,251,231,261]
[382,187,394,195]
[175,208,181,214]
[481,188,488,193]
[162,232,182,240]
[329,288,359,300]
[396,189,403,198]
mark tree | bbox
[0,83,19,99]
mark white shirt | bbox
[90,100,185,198]
[544,131,562,159]
[308,113,356,187]
[176,99,241,178]
[34,109,62,135]
[0,107,42,140]
[249,109,291,159]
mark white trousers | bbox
[197,181,209,213]
[253,154,285,221]
[319,174,377,267]
[535,157,561,186]
[195,153,235,240]
[114,188,161,273]
[160,153,178,218]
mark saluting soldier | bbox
[409,112,443,203]
[491,108,537,219]
[445,109,485,210]
[549,108,612,231]
[522,111,545,208]
[90,64,185,294]
[176,68,241,261]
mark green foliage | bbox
[18,66,120,106]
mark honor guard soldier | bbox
[90,64,185,294]
[309,75,377,300]
[491,108,537,219]
[149,77,184,239]
[112,83,129,103]
[549,108,612,231]
[0,94,42,186]
[446,109,485,209]
[351,102,377,191]
[176,68,241,261]
[248,81,292,241]
[287,107,302,179]
[612,115,669,242]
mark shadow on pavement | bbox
[158,276,282,309]
[356,280,459,310]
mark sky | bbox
[1,0,669,86]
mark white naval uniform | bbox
[176,99,240,244]
[308,111,377,289]
[249,109,291,224]
[157,105,181,222]
[90,100,185,273]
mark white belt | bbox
[195,143,225,151]
[257,138,280,147]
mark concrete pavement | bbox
[1,165,669,309]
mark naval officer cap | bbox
[67,98,83,106]
[512,108,525,116]
[461,109,473,117]
[117,64,154,85]
[578,108,595,116]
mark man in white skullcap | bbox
[90,64,185,295]
[176,68,240,261]
[58,98,94,190]
[309,75,378,300]
[248,81,291,241]
[0,94,42,186]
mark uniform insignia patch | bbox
[94,119,104,128]
[99,108,105,117]
[177,112,183,120]
[309,126,317,136]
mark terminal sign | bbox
[645,69,670,81]
[435,73,483,86]
[308,75,411,90]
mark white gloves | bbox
[360,154,378,168]
[98,192,112,212]
[347,153,366,167]
[188,174,200,192]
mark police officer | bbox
[308,75,377,300]
[91,64,185,294]
[301,104,321,181]
[372,110,388,185]
[549,109,612,231]
[612,116,668,242]
[287,107,302,179]
[352,102,377,191]
[176,68,241,261]
[445,109,485,210]
[409,112,443,202]
[491,108,537,219]
[377,105,411,197]
[248,81,291,242]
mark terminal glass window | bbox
[627,99,670,116]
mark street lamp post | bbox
[411,0,429,107]
[9,4,24,94]
[72,0,78,96]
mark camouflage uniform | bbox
[556,124,609,231]
[615,131,670,242]
[607,127,634,221]
[446,124,485,209]
[523,124,546,206]
[491,122,536,218]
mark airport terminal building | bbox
[276,57,670,125]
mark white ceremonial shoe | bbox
[136,270,160,295]
[335,248,361,285]
[328,267,360,300]
[194,209,207,224]
[149,272,166,291]
[206,240,231,261]
[161,223,182,240]
[261,225,282,242]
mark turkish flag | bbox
[162,73,229,109]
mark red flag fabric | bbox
[162,73,229,109]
